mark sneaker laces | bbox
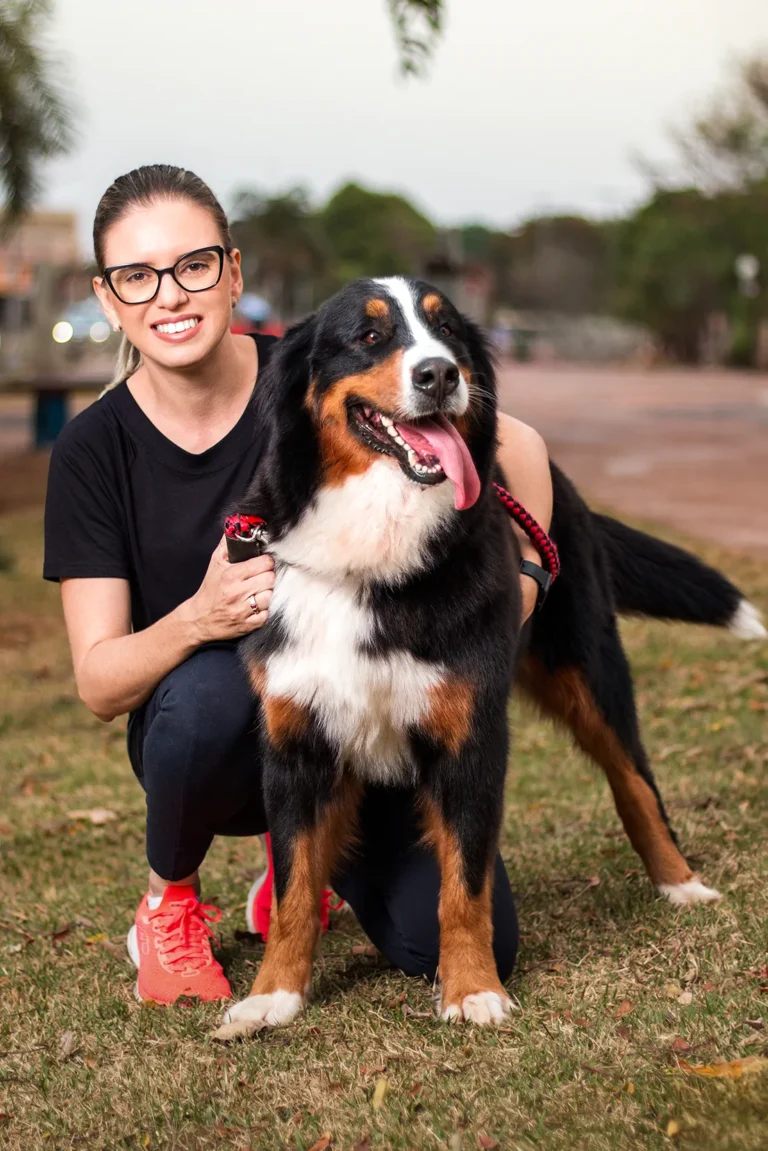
[151,898,222,975]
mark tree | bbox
[0,0,73,225]
[230,186,328,319]
[671,55,768,193]
[321,181,437,284]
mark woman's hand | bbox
[187,537,276,643]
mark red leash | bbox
[225,488,560,583]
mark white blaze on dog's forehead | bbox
[373,276,469,416]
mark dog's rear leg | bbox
[518,635,720,905]
[422,721,515,1025]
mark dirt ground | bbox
[497,363,768,557]
[2,364,768,555]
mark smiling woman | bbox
[41,163,553,1011]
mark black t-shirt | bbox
[43,334,277,632]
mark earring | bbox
[113,323,121,332]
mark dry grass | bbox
[0,507,767,1151]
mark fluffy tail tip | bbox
[729,600,767,640]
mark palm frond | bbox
[0,0,74,226]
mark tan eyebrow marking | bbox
[365,298,390,320]
[422,293,442,316]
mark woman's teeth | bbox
[155,318,199,334]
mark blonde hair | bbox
[94,163,233,398]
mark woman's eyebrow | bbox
[109,243,221,268]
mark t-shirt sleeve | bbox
[43,419,131,583]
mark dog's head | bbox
[247,276,497,550]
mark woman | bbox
[43,165,553,1006]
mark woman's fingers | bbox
[245,588,272,615]
[231,553,275,579]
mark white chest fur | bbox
[265,463,454,781]
[265,564,443,781]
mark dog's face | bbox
[249,277,497,558]
[306,277,484,509]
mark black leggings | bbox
[128,646,518,981]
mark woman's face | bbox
[93,198,243,371]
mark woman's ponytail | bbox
[100,333,142,396]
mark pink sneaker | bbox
[127,885,231,1004]
[245,833,347,940]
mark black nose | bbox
[411,357,460,404]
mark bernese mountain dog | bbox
[224,276,765,1029]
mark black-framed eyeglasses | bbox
[102,245,230,305]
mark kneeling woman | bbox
[43,165,553,1005]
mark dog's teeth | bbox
[380,415,393,428]
[386,426,398,438]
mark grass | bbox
[0,505,767,1151]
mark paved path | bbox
[497,364,768,557]
[2,365,767,557]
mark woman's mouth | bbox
[151,315,203,343]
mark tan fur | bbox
[422,292,442,317]
[247,779,362,998]
[422,799,507,1011]
[307,352,406,488]
[263,695,311,749]
[423,677,475,755]
[365,297,390,319]
[518,656,693,886]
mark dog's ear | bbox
[461,315,499,483]
[241,315,321,533]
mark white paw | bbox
[441,990,514,1026]
[728,600,767,640]
[223,989,305,1028]
[658,879,722,906]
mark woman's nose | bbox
[155,270,188,309]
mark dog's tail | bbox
[594,514,767,639]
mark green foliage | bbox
[321,181,436,284]
[0,0,74,225]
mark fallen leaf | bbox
[678,1056,768,1079]
[677,990,693,1006]
[51,924,72,944]
[409,1082,423,1096]
[85,933,108,945]
[0,1111,12,1122]
[59,1030,76,1058]
[701,982,716,993]
[7,943,23,954]
[306,1134,332,1151]
[360,1064,386,1077]
[665,984,683,999]
[625,1081,635,1094]
[351,944,378,958]
[141,1137,150,1150]
[211,1019,267,1042]
[372,1077,388,1109]
[616,1025,632,1041]
[666,1119,681,1138]
[352,1140,371,1151]
[477,1136,500,1149]
[670,1037,692,1053]
[615,999,634,1018]
[66,808,117,825]
[98,938,125,959]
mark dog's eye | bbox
[439,323,453,338]
[361,330,380,346]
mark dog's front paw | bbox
[224,989,305,1028]
[658,879,722,906]
[440,989,515,1026]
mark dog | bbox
[224,276,766,1029]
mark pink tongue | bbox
[394,415,481,510]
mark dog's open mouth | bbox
[348,401,481,510]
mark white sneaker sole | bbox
[245,871,268,935]
[126,924,143,1002]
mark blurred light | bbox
[89,320,110,343]
[52,321,74,344]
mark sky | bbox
[42,0,768,254]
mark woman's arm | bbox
[495,413,553,624]
[62,540,275,722]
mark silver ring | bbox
[249,593,258,613]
